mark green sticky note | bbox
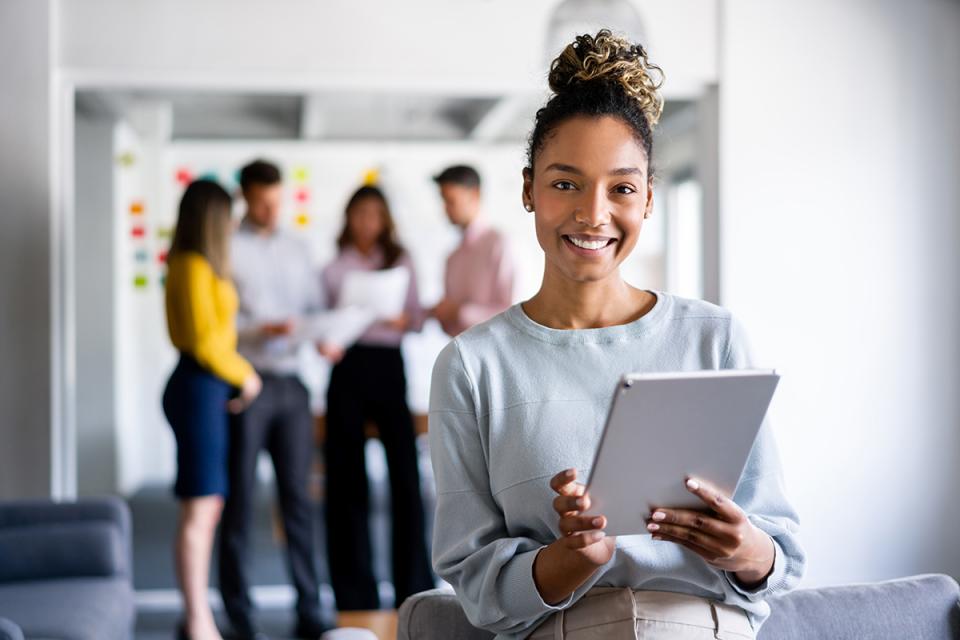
[134,275,148,289]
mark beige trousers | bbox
[527,588,755,640]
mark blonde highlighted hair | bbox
[168,179,233,278]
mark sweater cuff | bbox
[724,535,785,601]
[499,547,575,622]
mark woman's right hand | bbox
[228,372,262,414]
[550,468,615,565]
[534,468,615,605]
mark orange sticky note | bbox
[130,201,145,215]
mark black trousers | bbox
[324,344,434,610]
[219,374,321,625]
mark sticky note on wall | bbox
[133,275,148,289]
[131,225,146,239]
[291,166,309,183]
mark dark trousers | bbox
[218,374,321,625]
[324,345,434,610]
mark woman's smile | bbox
[562,233,618,257]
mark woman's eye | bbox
[613,184,637,195]
[553,181,577,191]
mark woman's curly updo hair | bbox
[527,29,664,175]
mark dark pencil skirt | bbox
[162,353,232,498]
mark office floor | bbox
[130,437,435,640]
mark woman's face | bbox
[347,196,386,249]
[523,115,653,286]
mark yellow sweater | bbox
[165,252,254,387]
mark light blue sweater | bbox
[428,292,805,639]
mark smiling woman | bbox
[428,30,805,640]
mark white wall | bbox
[719,0,960,586]
[0,0,55,500]
[75,113,118,496]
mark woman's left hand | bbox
[647,477,775,588]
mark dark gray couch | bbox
[398,574,960,639]
[0,497,135,640]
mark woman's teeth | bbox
[568,236,609,250]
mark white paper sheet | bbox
[336,267,410,320]
[296,306,376,348]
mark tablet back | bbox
[585,370,779,536]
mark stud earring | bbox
[524,203,533,212]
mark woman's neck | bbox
[523,267,654,330]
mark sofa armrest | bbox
[397,588,493,640]
[0,497,131,583]
[760,573,960,639]
[0,617,24,640]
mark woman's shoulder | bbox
[434,307,517,370]
[456,305,518,346]
[169,250,214,275]
[659,292,753,367]
[660,292,736,328]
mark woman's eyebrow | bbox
[545,163,582,174]
[544,163,644,177]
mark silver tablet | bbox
[584,370,779,536]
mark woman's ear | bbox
[522,167,534,212]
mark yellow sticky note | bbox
[362,168,380,186]
[292,166,309,183]
[294,213,310,228]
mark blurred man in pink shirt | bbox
[430,165,515,336]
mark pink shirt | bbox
[322,246,424,347]
[443,219,514,336]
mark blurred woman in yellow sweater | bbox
[163,180,262,640]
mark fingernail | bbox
[652,535,663,541]
[592,517,603,527]
[686,478,700,491]
[594,531,606,540]
[647,523,660,532]
[576,498,585,508]
[565,468,576,477]
[652,511,665,521]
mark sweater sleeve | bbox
[175,256,254,387]
[719,317,806,602]
[429,341,574,636]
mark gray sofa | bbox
[398,574,960,639]
[0,497,135,640]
